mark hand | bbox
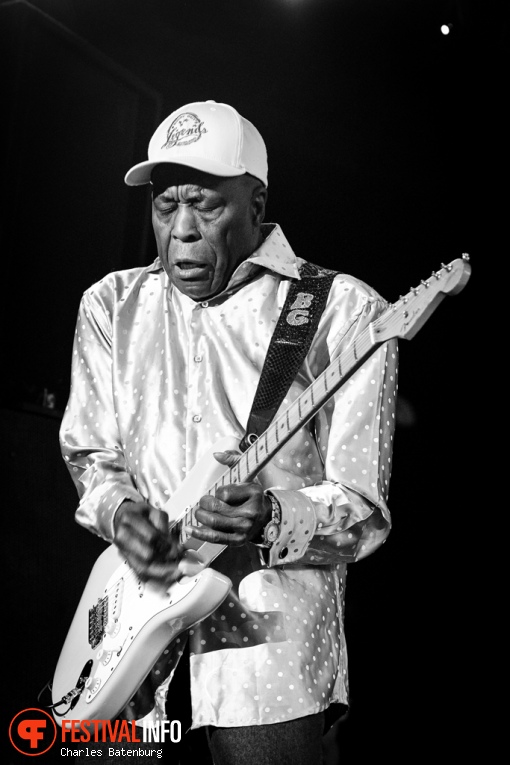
[186,450,272,546]
[113,500,182,586]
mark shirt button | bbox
[201,301,209,308]
[192,414,202,423]
[194,354,203,363]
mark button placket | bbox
[188,305,204,432]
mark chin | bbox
[177,282,214,300]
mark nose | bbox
[172,204,200,242]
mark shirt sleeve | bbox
[59,287,145,541]
[265,288,398,567]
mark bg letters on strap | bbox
[240,262,338,452]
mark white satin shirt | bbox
[60,223,398,729]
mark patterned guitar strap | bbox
[239,261,338,452]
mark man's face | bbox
[151,166,267,301]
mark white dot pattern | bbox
[60,223,397,728]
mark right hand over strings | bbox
[113,500,183,587]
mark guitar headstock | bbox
[374,255,472,342]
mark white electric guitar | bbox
[51,256,471,724]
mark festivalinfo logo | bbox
[8,708,181,758]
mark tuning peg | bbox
[440,262,452,272]
[462,253,470,261]
[420,280,430,288]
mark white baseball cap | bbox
[124,100,268,187]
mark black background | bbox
[2,0,503,762]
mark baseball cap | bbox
[124,100,268,187]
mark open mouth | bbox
[175,261,210,279]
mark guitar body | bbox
[52,436,239,724]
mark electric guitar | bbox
[51,256,471,724]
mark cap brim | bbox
[124,156,246,186]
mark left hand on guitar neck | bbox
[184,449,272,547]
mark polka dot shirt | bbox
[60,223,398,729]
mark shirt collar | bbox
[147,224,301,285]
[242,223,301,280]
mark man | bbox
[60,100,397,764]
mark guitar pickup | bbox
[88,596,108,649]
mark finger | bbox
[117,513,166,548]
[131,559,182,586]
[118,534,182,581]
[185,524,247,546]
[115,521,181,567]
[114,500,152,535]
[214,482,262,506]
[199,494,237,515]
[115,531,159,566]
[199,493,259,521]
[194,506,253,532]
[149,507,170,534]
[213,449,242,467]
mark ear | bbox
[251,185,268,227]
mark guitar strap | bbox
[239,261,338,452]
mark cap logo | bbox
[162,112,208,149]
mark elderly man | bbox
[60,100,397,765]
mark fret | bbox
[237,453,245,484]
[298,398,302,420]
[245,450,252,478]
[264,430,269,454]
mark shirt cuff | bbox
[77,483,145,541]
[264,489,317,567]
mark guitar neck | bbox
[170,255,471,544]
[176,321,382,529]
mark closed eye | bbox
[154,200,177,213]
